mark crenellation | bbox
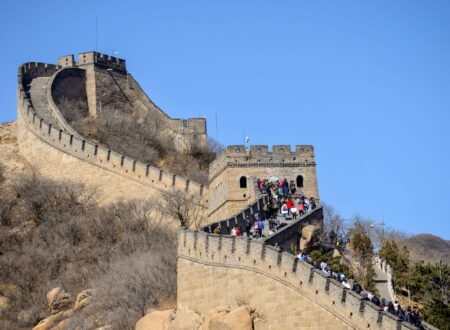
[271,144,293,154]
[178,230,415,330]
[401,321,419,330]
[208,234,220,253]
[58,55,75,68]
[78,52,127,72]
[381,311,402,329]
[363,302,383,328]
[311,269,330,293]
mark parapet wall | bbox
[263,206,323,250]
[209,144,316,181]
[17,62,207,204]
[78,52,127,72]
[178,229,419,330]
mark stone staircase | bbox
[29,77,61,130]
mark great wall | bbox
[12,52,430,329]
[16,54,207,204]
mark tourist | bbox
[342,278,351,289]
[281,202,288,219]
[258,218,265,238]
[298,201,305,217]
[291,205,298,220]
[286,199,293,215]
[213,225,221,235]
[352,282,363,294]
[253,220,259,238]
[245,216,252,237]
[231,225,237,236]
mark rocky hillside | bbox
[0,122,30,180]
[403,234,450,264]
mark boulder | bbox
[253,317,269,330]
[33,310,74,330]
[332,248,341,258]
[74,289,94,310]
[0,295,10,312]
[204,306,253,330]
[220,306,253,330]
[203,306,231,329]
[135,309,174,330]
[18,309,39,327]
[168,308,202,330]
[32,312,62,330]
[47,287,72,314]
[299,224,321,251]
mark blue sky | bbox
[1,1,449,238]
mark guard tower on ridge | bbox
[208,145,319,221]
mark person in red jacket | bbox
[286,199,293,215]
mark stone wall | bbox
[177,229,419,330]
[16,62,207,205]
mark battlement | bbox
[209,144,316,182]
[77,51,126,72]
[225,144,314,157]
[178,228,420,330]
[58,54,75,68]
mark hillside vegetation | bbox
[403,234,450,265]
[0,165,177,329]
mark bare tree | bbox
[157,189,204,228]
[321,203,347,243]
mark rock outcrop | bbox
[135,305,255,330]
[47,287,73,315]
[299,224,321,252]
[0,296,10,318]
[33,288,94,330]
[73,289,94,311]
[136,309,174,330]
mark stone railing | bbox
[202,193,269,235]
[17,62,207,200]
[263,206,323,250]
[178,228,420,330]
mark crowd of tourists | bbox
[212,178,319,238]
[297,250,423,328]
[257,178,318,221]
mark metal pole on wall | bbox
[95,17,98,51]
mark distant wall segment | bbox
[16,62,207,204]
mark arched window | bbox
[239,176,247,188]
[296,175,304,188]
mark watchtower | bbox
[208,145,319,221]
